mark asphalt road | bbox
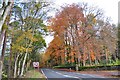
[40,68,113,80]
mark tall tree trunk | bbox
[83,44,86,66]
[105,53,108,64]
[0,30,6,49]
[0,61,3,80]
[0,30,7,79]
[13,54,20,78]
[20,53,28,77]
[1,30,7,64]
[0,2,12,32]
[8,48,12,78]
[94,52,98,65]
[14,56,17,78]
[0,2,13,79]
[17,56,22,76]
[89,52,92,66]
[75,24,81,67]
[8,44,13,78]
[8,33,13,78]
[64,31,68,64]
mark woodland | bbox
[0,0,119,79]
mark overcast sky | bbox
[52,0,119,24]
[2,0,119,24]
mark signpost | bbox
[33,62,39,70]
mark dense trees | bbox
[9,1,49,77]
[44,3,118,67]
[0,0,50,78]
[0,1,118,79]
[118,24,120,59]
[0,1,13,79]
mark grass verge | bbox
[23,69,46,80]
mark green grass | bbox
[23,69,46,80]
[107,59,120,66]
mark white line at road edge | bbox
[81,74,105,78]
[63,75,79,78]
[55,71,79,79]
[55,72,63,75]
[41,69,47,79]
[41,69,79,79]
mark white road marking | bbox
[41,69,47,79]
[63,75,79,78]
[42,69,104,79]
[55,72,64,75]
[81,74,86,75]
[54,71,79,78]
[80,73,105,78]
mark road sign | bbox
[33,62,39,68]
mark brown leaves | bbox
[44,35,65,64]
[90,50,95,61]
[48,4,86,37]
[44,3,117,67]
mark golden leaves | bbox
[12,29,38,54]
[16,30,37,43]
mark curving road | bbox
[40,68,113,80]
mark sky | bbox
[45,0,120,47]
[1,0,119,24]
[1,0,119,48]
[52,0,119,24]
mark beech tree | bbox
[44,3,117,67]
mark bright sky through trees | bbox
[51,0,119,24]
[45,0,119,47]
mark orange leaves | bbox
[70,51,75,56]
[48,4,86,37]
[90,50,95,61]
[44,3,112,67]
[44,35,65,63]
[71,59,75,63]
[60,4,85,24]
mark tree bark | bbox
[0,2,13,79]
[0,30,6,49]
[0,61,3,80]
[20,53,28,77]
[17,55,22,76]
[1,30,7,63]
[0,30,7,80]
[14,54,20,78]
[0,2,12,32]
[8,37,13,78]
[89,52,92,66]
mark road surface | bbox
[41,68,112,80]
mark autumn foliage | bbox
[44,3,117,67]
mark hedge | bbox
[53,65,120,71]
